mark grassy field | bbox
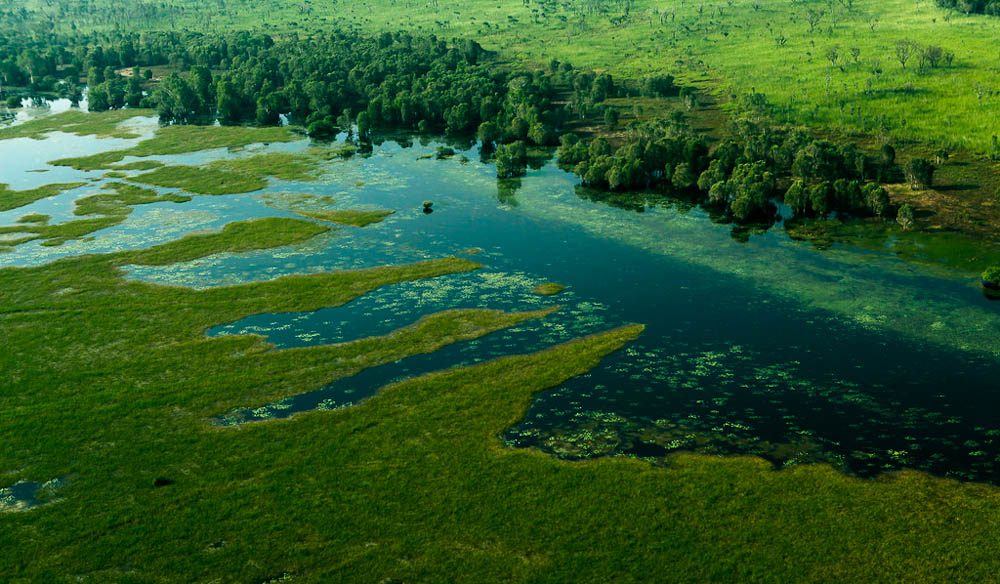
[3,217,1000,580]
[19,0,1000,157]
[294,208,395,227]
[52,124,301,170]
[0,182,86,212]
[0,109,155,140]
[131,152,320,195]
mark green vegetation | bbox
[209,152,319,182]
[560,118,893,224]
[73,182,190,216]
[132,153,319,195]
[16,213,49,224]
[4,3,1000,580]
[4,218,1000,579]
[982,266,1000,288]
[0,182,190,248]
[111,160,164,171]
[0,182,86,212]
[132,164,265,195]
[534,282,567,296]
[52,124,299,170]
[0,109,153,140]
[121,217,330,266]
[295,209,394,227]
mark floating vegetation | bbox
[5,128,1000,486]
[505,340,1000,481]
[213,307,559,425]
[515,179,1000,358]
[0,182,191,249]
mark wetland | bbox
[3,108,1000,581]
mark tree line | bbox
[554,114,916,224]
[934,0,1000,15]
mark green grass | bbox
[4,230,1000,581]
[533,282,567,296]
[121,217,332,266]
[0,109,154,140]
[16,213,50,224]
[210,151,320,182]
[2,211,1000,581]
[131,152,321,195]
[0,182,87,212]
[295,208,395,227]
[0,182,191,248]
[132,150,321,195]
[24,0,1000,156]
[53,123,301,170]
[131,164,267,195]
[73,182,191,217]
[111,160,164,171]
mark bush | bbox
[307,118,338,139]
[905,158,935,190]
[896,203,915,230]
[982,266,1000,287]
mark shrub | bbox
[981,266,1000,287]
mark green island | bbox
[3,0,1000,581]
[534,282,567,296]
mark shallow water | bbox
[0,478,63,513]
[3,125,1000,483]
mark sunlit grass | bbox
[0,109,154,140]
[294,208,395,227]
[0,182,87,212]
[53,123,301,170]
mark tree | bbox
[495,140,528,179]
[477,121,501,151]
[88,84,110,112]
[896,203,915,230]
[216,79,245,124]
[444,103,472,134]
[697,159,727,192]
[189,65,215,113]
[863,183,890,217]
[784,179,809,215]
[895,40,916,70]
[307,117,338,139]
[809,182,831,216]
[356,111,373,142]
[255,94,280,126]
[671,162,696,189]
[905,158,935,189]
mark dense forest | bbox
[557,114,900,224]
[0,29,671,145]
[0,26,911,226]
[934,0,1000,15]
